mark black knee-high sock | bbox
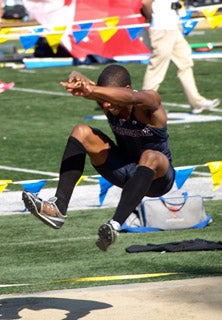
[112,166,154,226]
[55,136,86,215]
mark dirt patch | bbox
[1,277,222,320]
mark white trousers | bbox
[142,29,206,108]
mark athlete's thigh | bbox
[72,126,111,166]
[94,143,137,188]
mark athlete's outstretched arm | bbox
[60,71,161,111]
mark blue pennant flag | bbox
[127,27,145,41]
[22,180,47,195]
[180,10,194,21]
[20,35,40,50]
[73,22,93,44]
[181,20,198,36]
[98,176,113,206]
[175,167,194,189]
[33,27,44,33]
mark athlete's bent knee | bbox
[70,124,92,143]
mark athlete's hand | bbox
[69,71,95,87]
[60,71,95,97]
[60,80,94,97]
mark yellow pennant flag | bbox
[45,33,63,54]
[202,7,219,18]
[53,25,67,32]
[207,15,222,29]
[0,38,7,44]
[76,175,88,186]
[0,27,11,34]
[99,16,119,42]
[0,28,11,43]
[207,161,222,191]
[99,28,118,43]
[104,16,119,27]
[0,180,12,193]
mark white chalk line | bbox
[163,102,222,113]
[9,87,222,113]
[0,235,97,247]
[11,87,71,96]
[0,283,31,287]
[0,164,211,179]
[0,165,58,177]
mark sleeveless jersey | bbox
[107,108,172,163]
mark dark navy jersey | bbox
[106,107,172,163]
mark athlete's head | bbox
[97,64,131,87]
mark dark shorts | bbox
[93,140,175,198]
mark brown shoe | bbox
[22,191,66,229]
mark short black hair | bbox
[97,64,131,87]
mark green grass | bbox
[0,28,222,295]
[0,200,222,295]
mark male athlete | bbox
[22,64,175,251]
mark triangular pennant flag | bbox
[99,28,118,43]
[103,16,119,27]
[53,25,67,32]
[22,180,47,194]
[202,7,219,18]
[0,180,12,193]
[207,15,222,29]
[99,16,119,43]
[0,38,7,44]
[207,161,222,191]
[175,167,194,189]
[127,26,145,41]
[79,22,93,30]
[180,9,194,20]
[181,20,198,36]
[0,28,11,44]
[98,176,113,206]
[20,35,40,50]
[45,33,63,54]
[33,27,44,33]
[72,30,87,44]
[76,175,87,185]
[73,23,93,44]
[0,28,11,34]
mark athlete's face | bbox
[98,101,131,118]
[97,84,131,117]
[101,101,122,115]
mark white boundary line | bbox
[9,87,222,113]
[0,236,97,247]
[163,102,222,113]
[11,87,71,96]
[0,165,58,177]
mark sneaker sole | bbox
[22,192,62,229]
[192,99,221,114]
[96,224,116,251]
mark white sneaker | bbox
[192,98,220,114]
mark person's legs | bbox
[171,30,205,107]
[171,30,220,112]
[96,150,173,251]
[142,29,175,91]
[23,125,111,228]
[111,149,170,226]
[55,125,110,214]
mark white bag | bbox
[122,193,212,232]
